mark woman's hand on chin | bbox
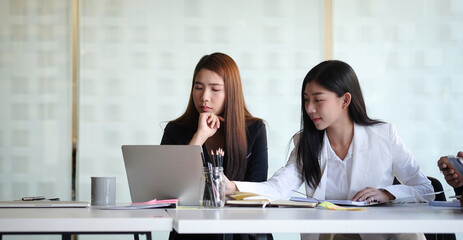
[189,113,224,145]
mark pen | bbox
[292,190,308,198]
[291,190,324,203]
[22,196,45,201]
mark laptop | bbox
[121,145,204,206]
[0,200,90,208]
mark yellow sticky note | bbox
[176,206,199,209]
[318,201,362,211]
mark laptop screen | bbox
[121,145,204,206]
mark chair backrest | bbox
[391,176,455,240]
[427,176,446,201]
[393,176,446,201]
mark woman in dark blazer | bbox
[161,52,271,240]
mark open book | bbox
[226,192,317,208]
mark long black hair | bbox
[297,60,383,188]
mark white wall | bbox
[0,0,73,201]
[77,0,324,204]
[1,0,462,239]
[333,0,463,190]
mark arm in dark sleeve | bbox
[160,122,175,145]
[244,121,269,182]
[160,122,182,145]
[161,122,194,145]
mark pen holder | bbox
[200,166,225,207]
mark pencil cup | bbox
[200,167,225,207]
[91,177,116,206]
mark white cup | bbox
[91,177,116,206]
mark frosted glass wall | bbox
[77,1,322,239]
[1,0,461,239]
[77,0,324,205]
[0,0,72,201]
[333,0,463,192]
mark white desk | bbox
[167,203,463,234]
[1,204,462,239]
[0,207,172,239]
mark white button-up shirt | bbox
[325,134,353,200]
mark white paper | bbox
[98,203,174,210]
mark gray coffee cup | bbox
[91,177,116,206]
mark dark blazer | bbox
[161,119,269,182]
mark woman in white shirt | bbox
[226,60,434,240]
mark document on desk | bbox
[428,200,461,207]
[99,203,175,210]
[289,197,384,207]
[0,200,90,208]
[99,199,178,210]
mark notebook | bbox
[0,200,90,208]
[227,192,317,208]
[121,145,204,206]
[290,197,385,206]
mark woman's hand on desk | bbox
[224,176,238,195]
[190,113,225,145]
[352,187,395,203]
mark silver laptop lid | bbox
[121,145,203,206]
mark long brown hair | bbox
[173,52,257,180]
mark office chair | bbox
[427,176,447,201]
[393,176,456,240]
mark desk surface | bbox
[0,207,172,233]
[167,203,463,234]
[1,204,462,235]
